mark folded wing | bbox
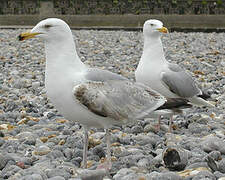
[73,80,166,122]
[161,63,201,98]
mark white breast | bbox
[136,61,178,98]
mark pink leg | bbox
[97,129,112,170]
[168,115,173,133]
[82,127,88,168]
[154,115,161,131]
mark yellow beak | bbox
[18,32,41,41]
[157,27,168,33]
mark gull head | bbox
[143,19,168,38]
[18,18,72,42]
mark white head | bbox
[18,18,72,42]
[143,19,168,38]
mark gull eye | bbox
[150,23,154,26]
[44,24,52,29]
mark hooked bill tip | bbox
[17,34,24,41]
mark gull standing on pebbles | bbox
[18,18,167,170]
[135,19,214,132]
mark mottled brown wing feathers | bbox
[74,80,166,121]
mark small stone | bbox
[48,134,57,139]
[46,168,71,179]
[88,136,101,148]
[192,170,216,180]
[1,165,21,179]
[22,174,43,180]
[0,131,4,137]
[46,150,64,159]
[205,155,218,172]
[208,151,222,161]
[178,167,210,177]
[32,81,41,89]
[62,129,72,135]
[0,138,5,146]
[201,136,225,154]
[0,154,10,170]
[33,145,51,156]
[131,125,143,134]
[58,139,65,145]
[214,171,225,179]
[186,162,209,169]
[64,148,73,160]
[188,123,210,134]
[218,159,225,173]
[40,137,48,143]
[0,124,15,131]
[163,147,188,171]
[146,171,182,180]
[197,115,211,124]
[56,118,68,123]
[48,176,66,180]
[80,169,107,180]
[16,161,25,169]
[137,158,150,168]
[113,168,135,180]
[92,145,105,159]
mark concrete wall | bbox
[0,0,224,15]
[0,1,225,31]
[0,14,225,31]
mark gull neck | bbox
[44,32,85,72]
[142,35,166,65]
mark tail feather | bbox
[189,96,215,108]
[198,91,211,100]
[157,98,192,110]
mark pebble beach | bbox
[0,29,225,180]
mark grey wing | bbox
[73,80,166,122]
[161,63,201,98]
[85,68,128,82]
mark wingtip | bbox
[189,97,215,108]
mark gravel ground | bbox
[0,29,225,180]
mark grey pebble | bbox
[46,150,65,160]
[208,150,222,161]
[80,169,107,180]
[137,157,150,168]
[0,138,5,147]
[64,148,74,160]
[186,162,209,169]
[0,154,14,170]
[46,168,72,179]
[1,165,21,179]
[146,171,182,180]
[113,168,136,180]
[218,158,225,173]
[0,29,225,179]
[21,174,43,180]
[214,171,225,179]
[188,123,210,134]
[92,145,105,159]
[32,81,41,89]
[192,170,216,180]
[201,136,225,155]
[130,125,143,134]
[48,176,66,180]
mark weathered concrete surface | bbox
[39,1,54,16]
[0,15,225,31]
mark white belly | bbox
[45,72,115,129]
[135,63,178,98]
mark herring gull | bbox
[135,19,214,132]
[18,18,167,169]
